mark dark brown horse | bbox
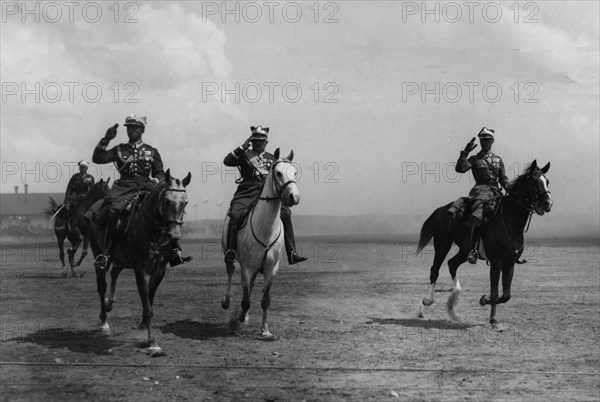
[89,170,190,356]
[45,179,110,278]
[416,160,552,331]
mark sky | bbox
[1,1,598,235]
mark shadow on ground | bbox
[160,319,237,340]
[366,317,481,330]
[6,328,121,355]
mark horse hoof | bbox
[148,345,165,357]
[422,298,434,307]
[492,322,504,332]
[99,322,110,334]
[221,296,230,310]
[479,295,487,306]
[260,331,276,341]
[105,299,114,312]
[62,271,69,278]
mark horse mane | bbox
[45,197,62,218]
[508,162,538,190]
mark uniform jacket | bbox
[456,150,509,190]
[93,138,165,182]
[223,147,274,183]
[64,173,95,208]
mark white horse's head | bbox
[272,148,300,207]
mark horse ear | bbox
[541,162,550,174]
[182,172,192,187]
[530,160,538,171]
[286,150,294,162]
[165,169,172,183]
[274,148,280,160]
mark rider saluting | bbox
[89,114,191,268]
[223,125,307,265]
[453,127,510,264]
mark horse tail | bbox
[416,211,436,255]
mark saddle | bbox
[449,196,501,226]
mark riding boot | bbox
[168,239,193,267]
[224,216,238,263]
[467,217,481,264]
[281,208,307,265]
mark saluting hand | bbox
[242,136,252,151]
[463,137,477,153]
[105,124,119,140]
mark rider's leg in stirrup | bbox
[281,206,307,265]
[224,215,238,263]
[169,240,193,267]
[467,209,482,264]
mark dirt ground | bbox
[1,239,598,401]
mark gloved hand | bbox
[105,124,119,140]
[463,137,477,153]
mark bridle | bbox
[156,185,188,226]
[507,171,551,215]
[258,160,296,204]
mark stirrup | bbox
[94,254,109,270]
[467,250,478,264]
[224,249,236,263]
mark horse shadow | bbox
[366,317,481,330]
[8,327,121,355]
[159,319,237,340]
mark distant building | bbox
[0,184,63,235]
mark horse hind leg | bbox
[221,261,235,309]
[421,238,452,312]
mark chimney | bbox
[24,183,28,201]
[14,186,18,194]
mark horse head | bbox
[272,148,300,207]
[510,160,552,215]
[160,169,191,240]
[90,177,111,200]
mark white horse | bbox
[221,149,299,338]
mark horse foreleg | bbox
[498,262,514,304]
[221,261,235,309]
[260,270,275,338]
[479,261,502,331]
[148,264,167,306]
[238,268,256,323]
[57,234,67,277]
[75,234,89,267]
[105,264,123,312]
[134,268,154,346]
[446,252,468,322]
[95,266,110,333]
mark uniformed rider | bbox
[90,114,192,269]
[64,160,95,212]
[453,127,510,264]
[223,125,307,265]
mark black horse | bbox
[45,179,110,278]
[416,160,552,331]
[89,170,191,356]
